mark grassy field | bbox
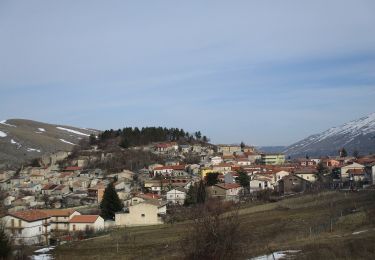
[53,190,375,259]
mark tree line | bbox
[91,127,208,148]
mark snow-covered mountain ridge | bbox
[284,113,375,157]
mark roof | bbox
[69,215,100,223]
[41,209,77,217]
[143,199,168,208]
[137,193,161,200]
[214,183,242,190]
[213,163,232,168]
[347,169,365,175]
[154,165,185,171]
[42,184,59,190]
[8,210,49,222]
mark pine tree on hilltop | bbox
[100,182,123,220]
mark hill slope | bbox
[0,119,98,168]
[284,113,375,157]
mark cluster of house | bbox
[2,209,104,245]
[1,143,375,246]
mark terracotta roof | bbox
[214,183,242,190]
[8,210,49,222]
[347,169,365,175]
[42,184,58,190]
[143,199,168,208]
[69,215,100,223]
[214,163,232,168]
[41,209,77,217]
[138,193,161,200]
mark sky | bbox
[1,0,375,146]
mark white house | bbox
[115,200,167,227]
[3,195,15,206]
[210,156,223,165]
[250,175,274,192]
[296,173,317,182]
[341,162,365,180]
[69,215,104,232]
[41,209,81,232]
[274,171,290,182]
[3,210,51,245]
[166,188,186,205]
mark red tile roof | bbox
[214,183,242,190]
[8,210,49,222]
[69,215,100,223]
[41,209,77,217]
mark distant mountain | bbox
[284,113,375,158]
[257,146,287,154]
[0,119,98,168]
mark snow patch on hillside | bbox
[250,250,300,260]
[38,128,46,132]
[0,131,7,137]
[59,139,75,145]
[0,120,16,127]
[56,127,90,136]
[11,139,22,148]
[27,148,41,152]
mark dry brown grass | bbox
[53,190,375,260]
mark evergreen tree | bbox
[196,180,206,204]
[89,134,97,145]
[240,141,245,151]
[353,150,359,158]
[339,148,348,157]
[100,182,123,220]
[0,224,11,259]
[236,169,250,190]
[184,184,198,205]
[206,172,219,186]
[119,137,130,149]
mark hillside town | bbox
[1,139,375,249]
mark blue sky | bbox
[1,0,375,146]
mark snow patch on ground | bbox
[60,139,76,145]
[56,126,90,136]
[352,230,368,235]
[250,250,301,260]
[38,128,46,132]
[30,246,55,260]
[0,120,16,127]
[0,131,7,137]
[27,148,41,153]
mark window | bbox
[39,227,41,231]
[141,214,145,217]
[259,183,261,188]
[18,229,22,235]
[18,219,22,226]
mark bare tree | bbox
[181,201,241,260]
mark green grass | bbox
[53,190,375,259]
